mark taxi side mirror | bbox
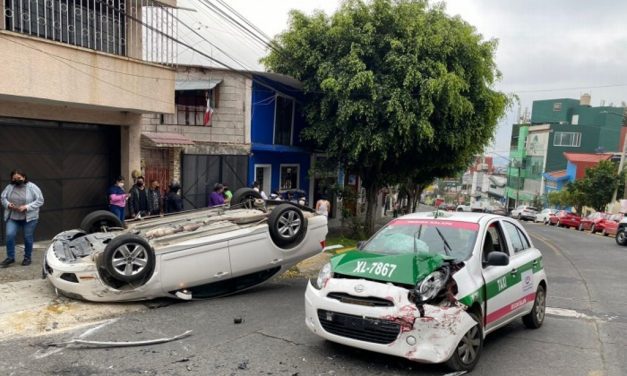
[486,252,509,266]
[356,241,366,250]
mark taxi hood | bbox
[330,250,452,286]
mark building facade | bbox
[0,0,177,240]
[142,66,252,209]
[505,96,626,208]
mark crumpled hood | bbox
[330,250,451,286]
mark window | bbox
[484,222,508,263]
[274,96,294,145]
[503,221,526,253]
[553,132,581,147]
[280,165,299,189]
[174,90,213,126]
[517,228,531,249]
[553,102,562,112]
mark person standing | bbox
[148,180,162,216]
[315,195,331,217]
[165,181,184,214]
[128,176,152,218]
[223,184,233,205]
[252,181,268,200]
[1,170,44,267]
[208,183,225,207]
[107,176,128,222]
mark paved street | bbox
[0,221,626,376]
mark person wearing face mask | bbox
[107,176,128,222]
[128,176,153,218]
[148,180,162,216]
[0,169,44,267]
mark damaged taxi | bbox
[305,211,547,372]
[45,188,328,302]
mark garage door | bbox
[0,118,120,243]
[181,154,248,210]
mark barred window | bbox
[553,132,581,147]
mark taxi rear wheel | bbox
[445,312,483,372]
[523,285,546,329]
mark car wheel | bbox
[268,204,307,248]
[102,234,155,284]
[602,229,608,236]
[80,210,124,234]
[445,312,483,372]
[523,285,546,329]
[616,229,627,246]
[231,188,262,208]
[544,219,549,225]
[517,214,522,220]
[591,225,596,234]
[578,224,583,231]
[557,220,562,227]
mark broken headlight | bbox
[313,262,333,290]
[415,267,450,303]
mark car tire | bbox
[616,228,627,246]
[557,220,562,228]
[80,210,124,234]
[523,285,546,329]
[102,234,155,284]
[445,312,483,372]
[517,214,522,220]
[602,229,608,237]
[231,188,262,208]
[268,204,307,248]
[591,225,596,234]
[544,219,549,225]
[578,224,583,231]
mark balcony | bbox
[0,0,176,114]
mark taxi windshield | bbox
[361,219,479,261]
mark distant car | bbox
[615,216,627,245]
[438,203,457,211]
[535,209,557,224]
[549,210,581,229]
[276,189,309,206]
[578,212,610,232]
[510,205,538,221]
[305,211,547,372]
[485,206,508,216]
[601,214,624,236]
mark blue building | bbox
[248,73,313,203]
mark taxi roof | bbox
[397,210,503,224]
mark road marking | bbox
[528,232,564,257]
[546,307,595,320]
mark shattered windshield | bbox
[361,219,479,261]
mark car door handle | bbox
[510,268,518,275]
[270,258,283,265]
[214,271,229,278]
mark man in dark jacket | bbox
[148,180,162,215]
[165,181,184,213]
[128,176,152,218]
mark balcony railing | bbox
[4,0,176,64]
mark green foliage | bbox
[263,0,509,232]
[531,195,543,210]
[580,160,620,211]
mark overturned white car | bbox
[305,211,547,372]
[44,189,328,302]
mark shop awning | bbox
[175,79,222,91]
[142,132,194,148]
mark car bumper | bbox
[520,214,537,220]
[44,244,165,302]
[304,279,476,364]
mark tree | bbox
[580,160,620,211]
[263,0,509,234]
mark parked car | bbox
[549,210,581,228]
[306,211,547,372]
[275,189,309,206]
[44,188,328,302]
[535,208,557,224]
[510,205,538,221]
[438,203,457,211]
[578,212,610,233]
[485,206,508,216]
[601,214,623,236]
[615,216,627,245]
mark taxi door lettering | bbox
[497,276,507,292]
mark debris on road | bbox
[233,316,243,324]
[58,330,192,348]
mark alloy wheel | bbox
[111,243,149,277]
[277,210,302,239]
[457,325,481,365]
[534,289,546,323]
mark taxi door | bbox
[481,219,519,332]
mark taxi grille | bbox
[326,292,394,307]
[317,309,401,344]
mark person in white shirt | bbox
[252,181,268,200]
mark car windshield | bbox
[361,219,479,261]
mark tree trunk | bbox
[364,183,379,236]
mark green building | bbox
[505,96,626,209]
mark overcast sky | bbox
[177,0,627,163]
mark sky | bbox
[176,0,627,165]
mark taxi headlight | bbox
[416,268,449,302]
[314,263,333,290]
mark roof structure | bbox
[142,132,195,148]
[543,170,569,181]
[563,152,612,163]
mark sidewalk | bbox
[0,242,50,284]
